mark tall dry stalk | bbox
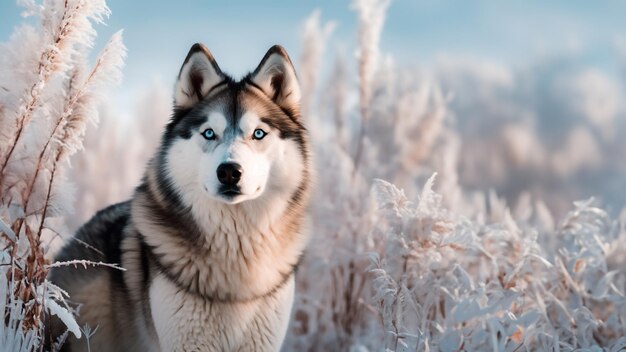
[351,0,391,176]
[287,2,458,350]
[299,10,336,117]
[0,0,109,178]
[0,1,125,350]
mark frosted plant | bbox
[321,51,350,149]
[286,3,459,350]
[66,81,170,233]
[287,15,626,347]
[368,176,626,351]
[0,1,125,350]
[351,0,391,173]
[352,0,390,118]
[299,10,336,117]
[0,0,110,176]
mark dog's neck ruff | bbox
[130,173,308,303]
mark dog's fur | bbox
[48,43,311,351]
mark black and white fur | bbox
[48,43,311,352]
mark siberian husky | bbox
[48,43,311,351]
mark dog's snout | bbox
[217,162,242,186]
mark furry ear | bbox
[174,43,224,108]
[250,45,301,111]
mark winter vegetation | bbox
[284,2,626,350]
[0,0,125,350]
[1,0,625,351]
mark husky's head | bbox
[154,43,308,209]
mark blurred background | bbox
[2,1,625,223]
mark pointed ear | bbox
[250,45,301,112]
[174,43,224,108]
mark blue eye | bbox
[202,128,216,140]
[253,129,267,140]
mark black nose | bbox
[216,162,242,186]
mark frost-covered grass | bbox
[283,1,626,351]
[0,1,125,350]
[1,0,625,351]
[367,176,626,351]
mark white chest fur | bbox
[149,273,295,352]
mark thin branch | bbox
[46,259,126,271]
[0,1,84,178]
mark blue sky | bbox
[2,0,626,101]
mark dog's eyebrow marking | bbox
[205,111,228,134]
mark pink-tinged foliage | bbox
[0,1,125,350]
